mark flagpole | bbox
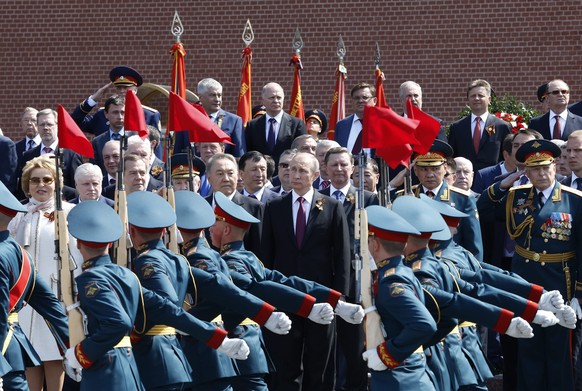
[327,35,347,141]
[289,28,305,120]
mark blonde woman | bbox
[8,156,82,391]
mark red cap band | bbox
[369,225,410,243]
[214,205,251,229]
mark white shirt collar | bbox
[292,187,314,204]
[329,183,351,197]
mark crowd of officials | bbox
[1,66,582,391]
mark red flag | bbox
[406,98,442,155]
[169,43,187,99]
[237,47,253,127]
[289,54,305,120]
[57,105,94,158]
[124,90,148,140]
[327,64,347,140]
[374,68,388,108]
[168,92,234,145]
[375,145,413,169]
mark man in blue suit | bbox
[174,78,246,157]
[334,83,377,157]
[529,79,582,141]
[448,79,512,171]
[69,163,114,206]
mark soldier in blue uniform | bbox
[174,190,292,391]
[397,139,484,261]
[393,195,562,390]
[477,139,582,390]
[209,192,365,391]
[360,205,437,390]
[70,66,163,157]
[0,182,69,390]
[63,200,250,390]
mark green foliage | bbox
[457,95,541,123]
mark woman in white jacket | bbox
[9,156,82,391]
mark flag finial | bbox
[337,35,346,64]
[292,28,303,54]
[242,19,254,47]
[171,11,184,43]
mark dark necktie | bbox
[267,118,277,153]
[473,117,481,154]
[320,180,331,190]
[352,120,363,154]
[27,139,36,151]
[426,190,435,199]
[553,115,561,140]
[296,197,306,247]
[42,147,53,154]
[111,132,121,141]
[332,190,342,201]
[249,194,257,200]
[109,178,116,186]
[575,178,582,191]
[536,191,545,209]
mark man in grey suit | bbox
[245,82,306,167]
[529,79,582,141]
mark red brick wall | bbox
[1,0,581,141]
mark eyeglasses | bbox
[549,90,570,95]
[352,96,374,102]
[278,163,290,168]
[29,177,54,185]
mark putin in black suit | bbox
[261,152,350,391]
[245,82,306,167]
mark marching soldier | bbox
[210,192,364,390]
[360,205,437,390]
[477,139,582,390]
[0,181,69,390]
[63,200,250,390]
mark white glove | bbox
[362,348,388,371]
[335,301,365,324]
[308,303,334,325]
[264,312,292,335]
[505,317,534,338]
[570,299,582,320]
[556,305,577,329]
[217,337,250,360]
[533,310,559,327]
[63,347,82,382]
[538,290,565,313]
[0,376,3,391]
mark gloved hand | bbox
[556,305,577,329]
[0,376,4,391]
[264,312,292,335]
[217,337,250,360]
[505,317,534,338]
[362,348,388,371]
[533,310,559,327]
[308,303,334,325]
[335,301,365,324]
[570,299,582,320]
[63,348,82,382]
[538,290,565,313]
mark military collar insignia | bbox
[376,256,399,268]
[136,242,149,253]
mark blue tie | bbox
[332,190,342,201]
[199,175,212,197]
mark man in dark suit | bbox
[102,154,162,200]
[313,140,340,190]
[174,78,246,157]
[70,66,163,158]
[238,151,279,204]
[69,163,114,206]
[448,79,512,171]
[100,140,120,190]
[126,135,165,182]
[0,135,17,194]
[204,153,263,255]
[271,149,296,195]
[472,133,514,194]
[399,81,447,141]
[562,130,582,190]
[261,152,350,391]
[245,82,306,167]
[319,147,378,391]
[18,108,83,197]
[90,95,126,175]
[334,83,377,157]
[529,79,582,141]
[14,107,41,160]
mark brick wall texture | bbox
[1,0,581,140]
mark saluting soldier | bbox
[63,200,250,390]
[0,182,69,390]
[360,205,437,390]
[477,139,582,390]
[397,139,484,261]
[211,192,364,391]
[175,190,292,391]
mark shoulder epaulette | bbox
[395,185,418,197]
[449,185,471,196]
[142,104,159,113]
[509,184,533,191]
[412,260,422,271]
[561,185,582,197]
[383,267,396,278]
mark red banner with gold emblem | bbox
[327,64,347,140]
[237,47,253,127]
[289,54,305,120]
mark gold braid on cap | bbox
[413,151,446,165]
[524,152,555,167]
